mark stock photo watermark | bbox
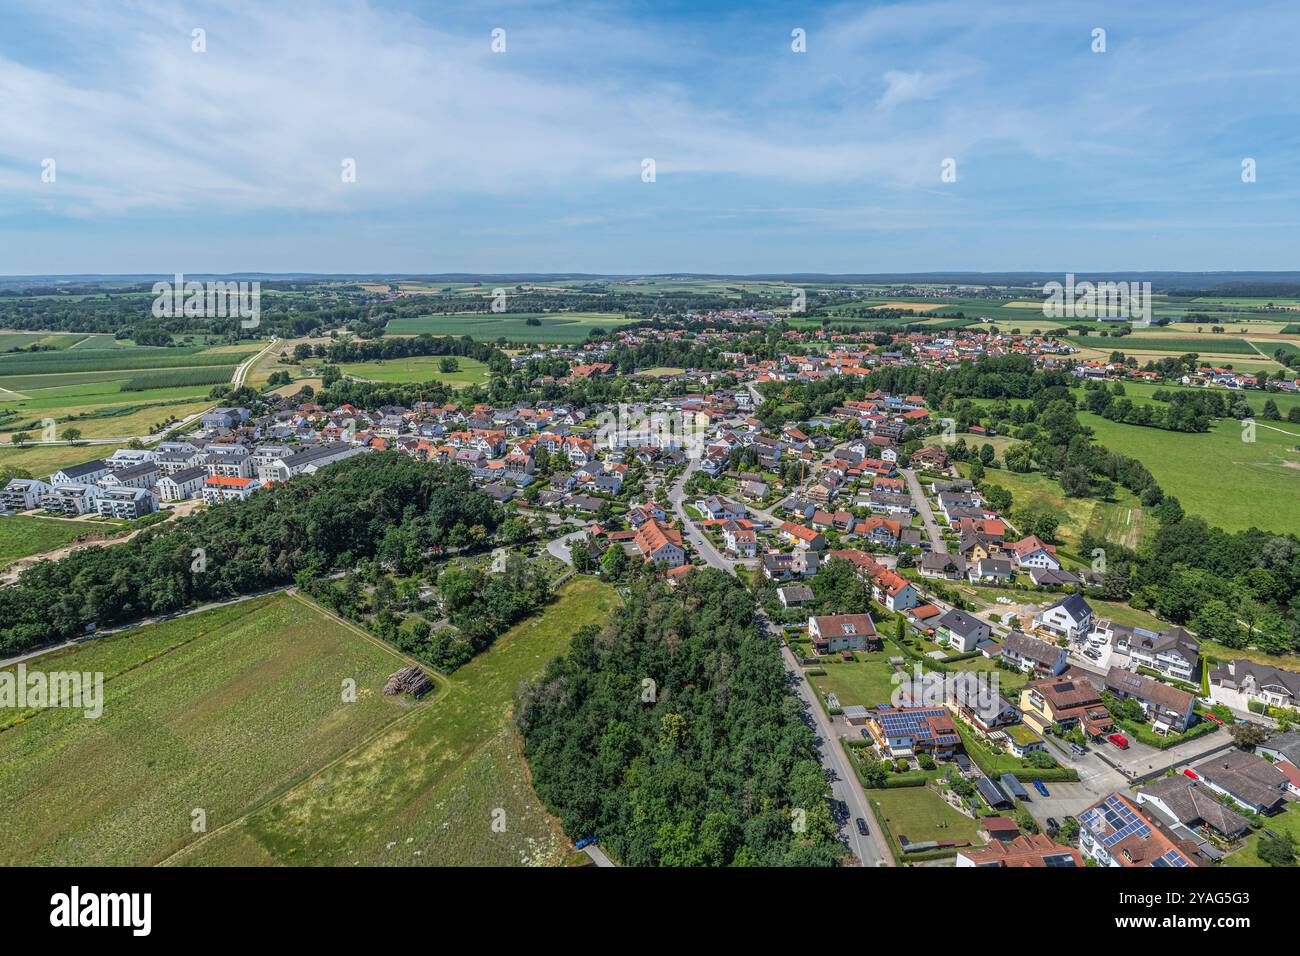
[151,273,261,328]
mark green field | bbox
[1067,335,1259,355]
[337,355,492,388]
[0,345,255,376]
[1080,412,1300,535]
[965,465,1149,554]
[385,311,629,343]
[0,593,425,865]
[171,576,618,867]
[0,514,106,569]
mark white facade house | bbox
[1036,594,1094,642]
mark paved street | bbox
[902,467,946,554]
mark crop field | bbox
[0,345,256,376]
[336,355,491,388]
[0,593,423,865]
[385,311,630,343]
[0,514,106,569]
[0,332,89,351]
[1066,335,1258,354]
[173,577,618,867]
[1080,412,1300,535]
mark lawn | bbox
[0,514,106,569]
[336,355,492,388]
[0,441,134,481]
[0,593,421,865]
[966,466,1148,555]
[870,785,985,856]
[172,576,618,867]
[385,311,630,343]
[1226,805,1300,867]
[808,642,904,708]
[1080,412,1300,535]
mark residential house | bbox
[967,557,1014,584]
[1019,674,1113,738]
[1103,667,1196,734]
[1136,776,1251,841]
[1077,792,1201,867]
[808,613,879,654]
[1006,534,1061,570]
[96,487,158,520]
[41,483,100,516]
[720,520,757,558]
[936,609,990,653]
[1000,630,1069,677]
[633,519,686,567]
[871,569,920,613]
[956,833,1084,868]
[1194,750,1289,815]
[98,462,158,491]
[1209,660,1300,713]
[919,552,966,580]
[50,460,109,487]
[1036,593,1094,642]
[203,475,260,504]
[865,706,961,758]
[155,466,208,502]
[779,521,826,551]
[1,477,52,510]
[776,584,815,608]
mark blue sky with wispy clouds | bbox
[1,0,1298,274]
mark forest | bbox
[0,453,501,657]
[516,569,845,867]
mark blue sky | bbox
[1,0,1298,275]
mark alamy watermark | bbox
[1043,273,1151,327]
[151,273,261,328]
[1,663,103,718]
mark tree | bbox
[1261,399,1281,421]
[1192,600,1242,649]
[1257,832,1296,867]
[62,427,82,444]
[10,432,29,447]
[439,356,460,373]
[1229,722,1267,749]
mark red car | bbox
[1183,768,1199,780]
[1107,733,1130,750]
[1204,712,1225,726]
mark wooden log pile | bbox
[384,666,434,699]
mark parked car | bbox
[574,835,599,850]
[1107,733,1130,750]
[855,818,869,836]
[1183,768,1200,780]
[1203,712,1225,725]
[1068,742,1087,756]
[860,728,871,739]
[1045,817,1061,835]
[1033,779,1050,797]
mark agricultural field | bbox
[171,576,618,867]
[0,514,106,570]
[385,311,629,343]
[1066,335,1258,355]
[1079,412,1300,535]
[0,593,424,866]
[336,355,491,388]
[0,440,134,479]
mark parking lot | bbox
[1022,729,1237,829]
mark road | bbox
[665,460,732,571]
[583,844,616,867]
[2,336,279,448]
[902,467,946,554]
[775,632,891,867]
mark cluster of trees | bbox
[0,454,502,657]
[516,570,843,866]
